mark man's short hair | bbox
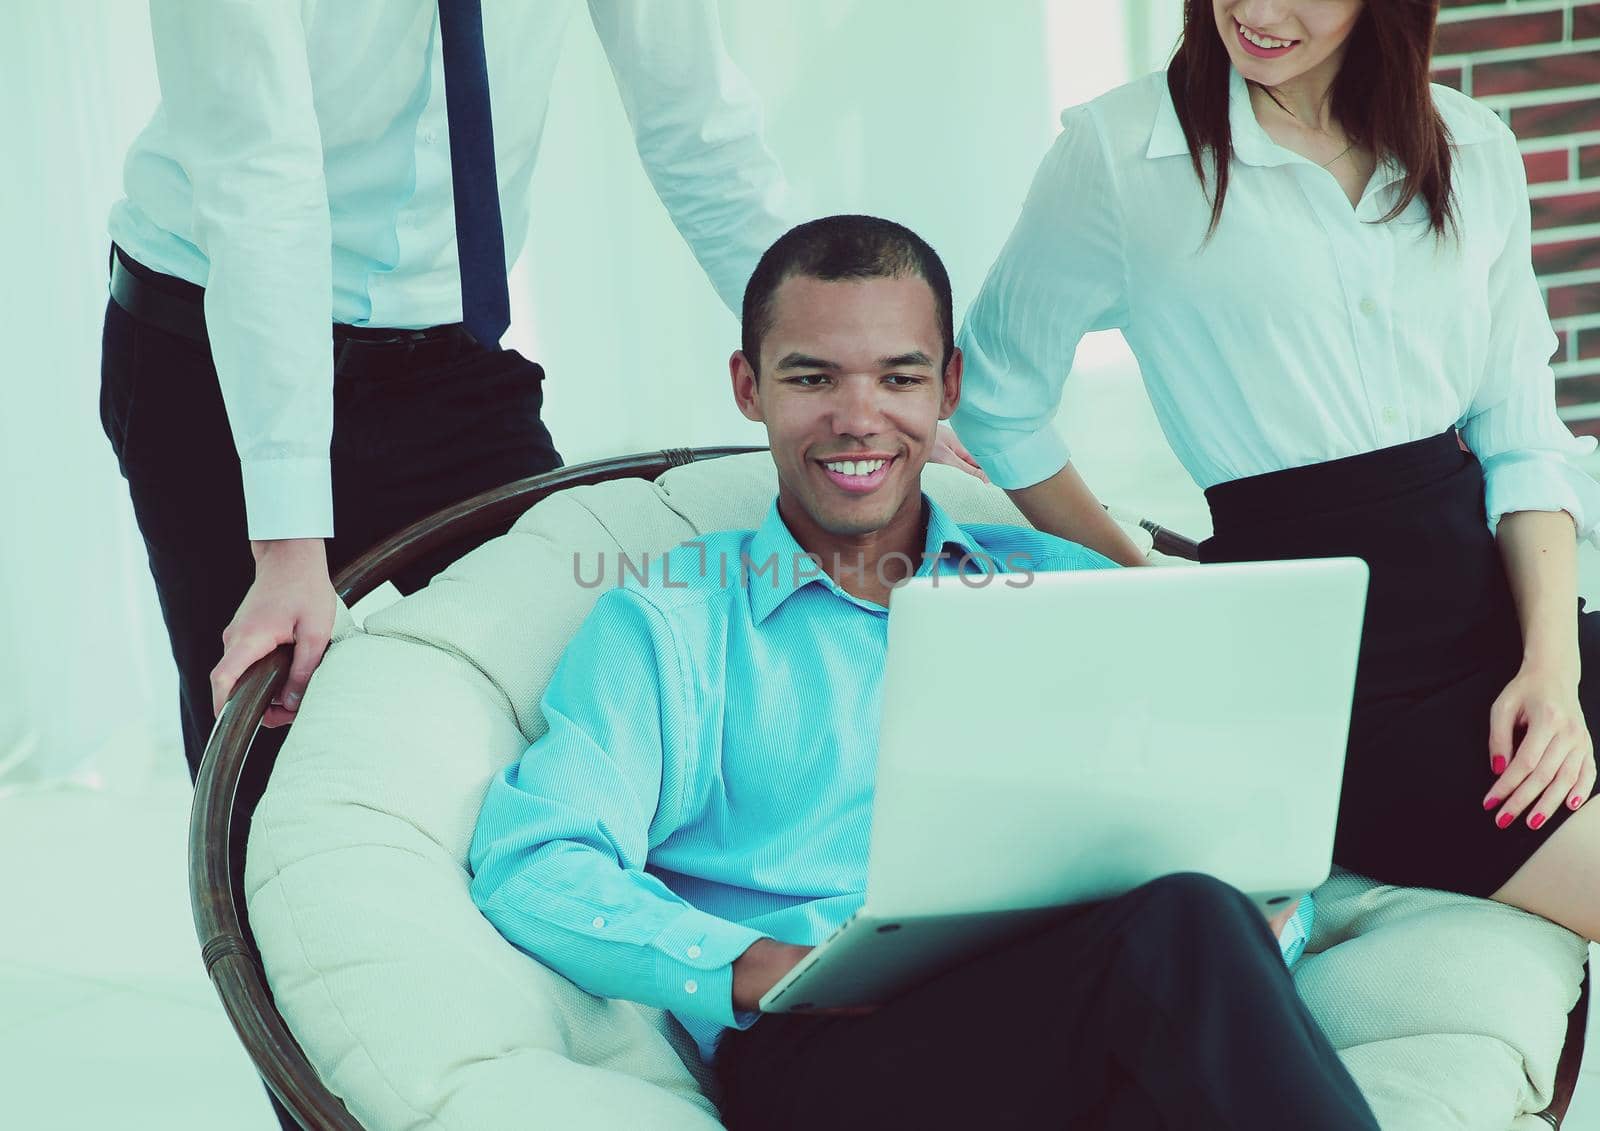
[741,215,954,376]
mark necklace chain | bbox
[1320,142,1354,169]
[1253,82,1354,169]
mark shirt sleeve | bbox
[1458,129,1600,547]
[148,1,335,540]
[1019,538,1123,575]
[1279,893,1314,968]
[951,104,1130,490]
[468,588,766,1028]
[586,0,792,315]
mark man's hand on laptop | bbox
[733,939,882,1016]
[732,939,813,1012]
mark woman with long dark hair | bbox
[948,0,1600,937]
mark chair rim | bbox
[185,445,1586,1128]
[188,446,760,1128]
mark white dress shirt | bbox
[952,67,1600,545]
[110,0,790,540]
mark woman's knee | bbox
[1492,804,1600,940]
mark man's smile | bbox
[817,453,897,494]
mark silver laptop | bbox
[760,557,1368,1013]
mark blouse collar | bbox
[1146,65,1499,181]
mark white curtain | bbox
[0,0,1160,787]
[1,0,180,788]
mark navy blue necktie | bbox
[438,0,511,347]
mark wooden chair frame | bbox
[187,446,1588,1128]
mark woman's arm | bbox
[1006,463,1149,567]
[1500,510,1581,678]
[949,106,1138,561]
[1484,509,1595,828]
[1464,127,1600,828]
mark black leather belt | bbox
[108,245,481,378]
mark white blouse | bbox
[952,67,1600,544]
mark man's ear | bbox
[731,351,764,423]
[938,346,964,420]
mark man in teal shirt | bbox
[469,215,1372,1130]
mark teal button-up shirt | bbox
[468,495,1309,1062]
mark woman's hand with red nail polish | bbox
[1486,663,1593,830]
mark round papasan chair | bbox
[190,447,1591,1130]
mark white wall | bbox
[1,0,1152,785]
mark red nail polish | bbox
[1496,813,1514,829]
[1572,795,1584,810]
[1530,814,1546,830]
[1483,797,1499,811]
[1492,756,1507,774]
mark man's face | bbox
[731,273,961,541]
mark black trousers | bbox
[99,250,562,779]
[716,874,1378,1131]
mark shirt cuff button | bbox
[684,980,698,994]
[592,917,606,929]
[686,945,702,959]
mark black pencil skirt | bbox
[1200,431,1600,897]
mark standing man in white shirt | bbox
[100,1,791,791]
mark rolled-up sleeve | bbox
[952,105,1130,489]
[1459,131,1600,546]
[150,0,335,540]
[469,589,765,1028]
[588,0,792,315]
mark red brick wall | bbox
[1434,1,1600,435]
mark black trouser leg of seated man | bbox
[716,873,1376,1131]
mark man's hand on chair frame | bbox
[210,537,337,728]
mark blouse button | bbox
[684,980,699,995]
[592,917,606,929]
[1360,298,1378,316]
[1381,406,1398,423]
[686,945,703,959]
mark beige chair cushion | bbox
[1297,869,1586,1130]
[246,453,1584,1130]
